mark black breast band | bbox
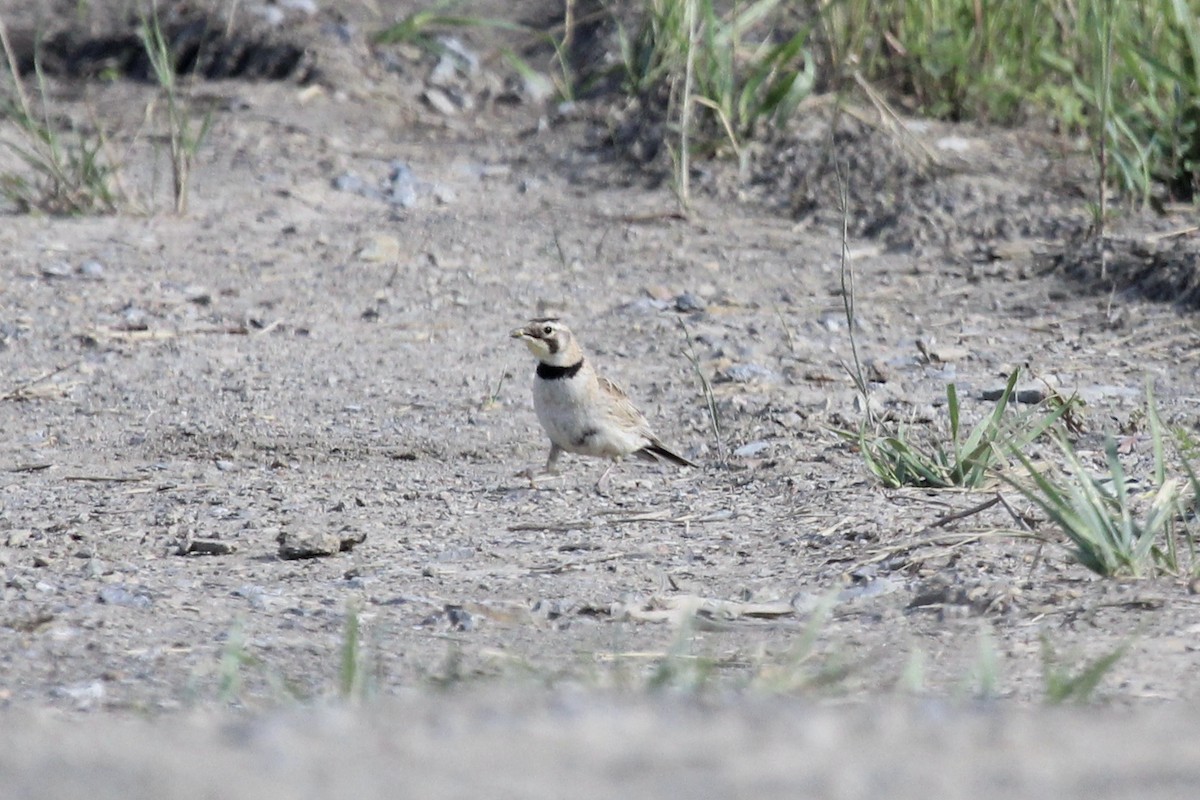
[537,360,584,380]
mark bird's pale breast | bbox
[533,371,648,458]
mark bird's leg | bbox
[523,445,563,489]
[544,444,562,475]
[594,458,618,495]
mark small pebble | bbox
[429,53,461,87]
[40,262,73,279]
[387,161,419,207]
[56,681,105,708]
[98,584,152,608]
[674,292,707,313]
[520,71,555,104]
[438,36,479,73]
[358,234,401,263]
[423,87,458,116]
[720,363,778,383]
[333,173,369,194]
[78,260,105,279]
[279,0,318,14]
[980,386,1046,404]
[733,441,770,458]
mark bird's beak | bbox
[510,326,529,339]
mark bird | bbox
[509,318,696,488]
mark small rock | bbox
[251,5,285,25]
[40,261,73,279]
[733,440,770,458]
[78,260,105,279]
[429,53,462,87]
[98,584,152,608]
[278,531,340,558]
[185,286,212,305]
[520,71,556,104]
[980,386,1046,404]
[474,163,512,180]
[333,173,371,195]
[120,306,149,330]
[280,0,318,13]
[358,234,402,263]
[435,547,476,563]
[790,592,825,614]
[775,411,805,430]
[277,527,366,560]
[386,161,419,207]
[444,605,474,631]
[928,344,971,363]
[438,36,479,74]
[838,577,900,602]
[622,297,671,315]
[232,584,278,610]
[674,292,707,312]
[177,538,238,556]
[233,585,264,601]
[864,358,891,383]
[935,136,972,152]
[719,363,778,383]
[530,598,574,620]
[55,681,105,709]
[423,87,458,116]
[818,312,845,332]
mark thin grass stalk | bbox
[835,160,870,421]
[677,317,724,463]
[679,0,698,209]
[1096,0,1113,258]
[0,16,33,123]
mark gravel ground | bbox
[2,1,1200,795]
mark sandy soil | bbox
[2,1,1200,796]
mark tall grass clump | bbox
[373,1,574,101]
[0,19,123,213]
[1040,634,1129,704]
[821,0,1200,203]
[617,0,815,199]
[138,5,212,214]
[1006,386,1199,578]
[846,370,1074,490]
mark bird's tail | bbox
[637,441,698,468]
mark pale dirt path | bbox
[4,693,1200,800]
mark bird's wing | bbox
[597,375,655,437]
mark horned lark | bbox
[510,318,696,487]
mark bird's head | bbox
[509,318,580,365]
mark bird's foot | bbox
[517,466,563,490]
[594,463,616,496]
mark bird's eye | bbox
[542,326,553,336]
